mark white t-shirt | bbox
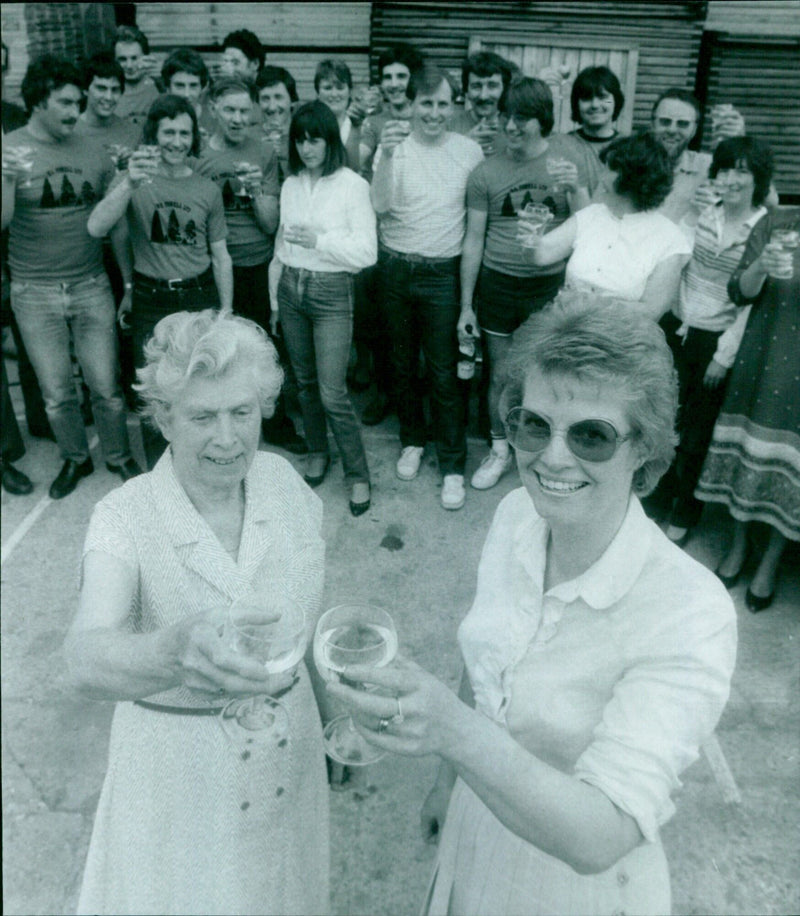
[566,203,691,301]
[376,132,484,259]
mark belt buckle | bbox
[166,277,183,291]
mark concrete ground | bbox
[2,382,799,915]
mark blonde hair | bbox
[134,310,283,425]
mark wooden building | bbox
[4,1,798,200]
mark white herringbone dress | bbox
[76,450,330,916]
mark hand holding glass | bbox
[233,161,257,197]
[130,145,161,184]
[764,229,798,280]
[313,604,398,765]
[546,157,578,191]
[3,145,35,187]
[219,594,306,746]
[516,203,554,248]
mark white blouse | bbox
[458,487,736,842]
[275,166,377,273]
[566,203,692,302]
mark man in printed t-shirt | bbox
[194,76,306,454]
[112,26,160,127]
[1,56,140,499]
[459,77,596,492]
[76,52,142,152]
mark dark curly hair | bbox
[601,132,674,211]
[222,29,264,72]
[377,43,424,80]
[161,48,210,90]
[142,94,201,157]
[113,25,149,56]
[570,65,624,123]
[83,51,125,93]
[21,55,82,114]
[711,136,774,208]
[255,65,298,103]
[461,51,517,95]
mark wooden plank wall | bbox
[1,4,30,104]
[135,2,372,100]
[370,1,708,132]
[705,40,800,198]
[705,0,800,37]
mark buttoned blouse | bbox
[566,203,691,302]
[274,166,377,272]
[458,487,736,842]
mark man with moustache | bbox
[112,26,159,127]
[372,64,483,511]
[1,56,140,498]
[449,51,517,157]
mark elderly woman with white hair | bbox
[64,310,330,915]
[330,292,737,916]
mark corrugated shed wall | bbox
[135,2,372,99]
[370,1,708,131]
[705,0,800,37]
[705,40,800,197]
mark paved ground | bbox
[2,387,799,915]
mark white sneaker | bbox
[396,445,424,480]
[470,449,513,490]
[441,474,466,510]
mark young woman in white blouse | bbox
[272,100,377,514]
[526,132,692,319]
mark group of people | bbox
[0,19,797,916]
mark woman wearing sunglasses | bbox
[329,291,736,916]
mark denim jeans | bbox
[10,273,132,465]
[377,250,466,476]
[278,267,369,486]
[131,272,219,468]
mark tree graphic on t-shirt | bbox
[151,211,166,243]
[222,180,236,209]
[59,176,77,207]
[501,193,515,217]
[80,181,96,205]
[40,177,57,208]
[167,210,182,243]
[183,220,197,245]
[520,190,534,210]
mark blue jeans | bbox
[377,250,466,476]
[10,273,131,464]
[278,267,369,486]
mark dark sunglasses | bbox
[504,406,632,463]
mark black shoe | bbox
[745,587,775,613]
[361,393,391,427]
[716,567,742,590]
[263,426,308,455]
[49,457,94,500]
[349,482,371,517]
[106,458,143,482]
[28,422,55,441]
[1,459,33,495]
[304,455,330,488]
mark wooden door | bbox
[468,35,639,135]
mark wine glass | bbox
[233,161,254,197]
[219,592,307,748]
[313,604,398,766]
[767,229,799,280]
[516,202,554,248]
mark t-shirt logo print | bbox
[150,208,198,246]
[40,173,97,208]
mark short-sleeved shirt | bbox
[74,115,143,158]
[567,202,691,301]
[5,126,115,281]
[377,131,484,259]
[466,135,596,278]
[114,77,160,126]
[121,170,227,279]
[448,106,507,157]
[360,104,412,178]
[193,138,280,266]
[459,487,736,841]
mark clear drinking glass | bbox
[516,202,554,248]
[768,229,799,280]
[313,604,399,766]
[8,144,35,187]
[219,593,307,748]
[233,160,254,197]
